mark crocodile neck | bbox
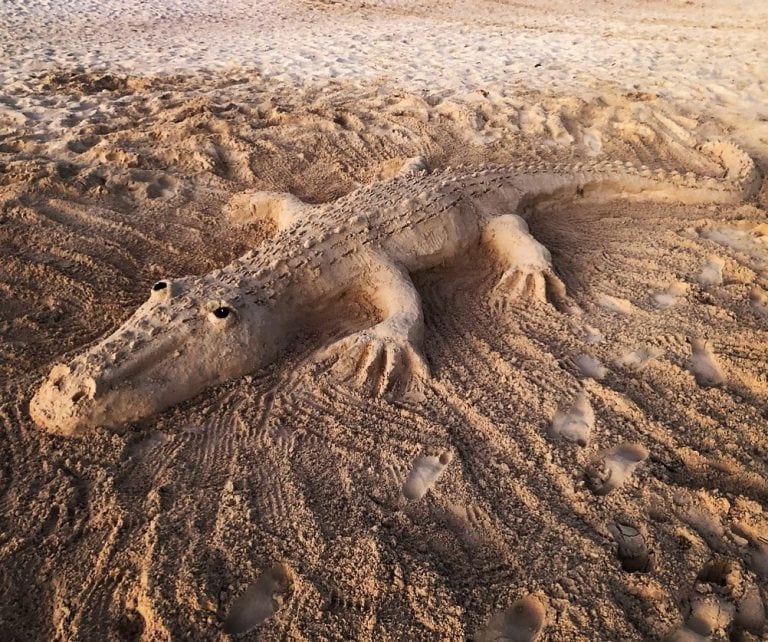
[213,228,347,326]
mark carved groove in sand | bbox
[30,141,760,435]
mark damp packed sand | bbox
[1,1,767,640]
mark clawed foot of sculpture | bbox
[491,266,567,312]
[315,328,430,399]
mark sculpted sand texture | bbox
[29,139,759,435]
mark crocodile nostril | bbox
[152,281,168,292]
[71,391,85,404]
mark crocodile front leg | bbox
[482,214,567,310]
[315,255,429,397]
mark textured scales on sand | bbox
[29,141,761,434]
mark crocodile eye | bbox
[150,280,173,300]
[206,301,237,326]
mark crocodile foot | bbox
[315,328,429,398]
[491,265,567,312]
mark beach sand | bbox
[0,1,767,639]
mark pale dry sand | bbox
[1,1,767,640]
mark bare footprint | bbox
[614,345,663,372]
[698,256,725,287]
[734,584,766,635]
[597,293,634,315]
[701,222,768,264]
[402,451,452,501]
[683,505,725,551]
[583,324,604,344]
[664,629,702,642]
[684,560,739,638]
[653,282,688,309]
[732,522,768,578]
[478,595,546,642]
[688,338,725,387]
[223,563,294,635]
[574,354,607,380]
[396,154,429,176]
[665,560,741,641]
[585,443,648,496]
[609,522,653,573]
[550,391,593,447]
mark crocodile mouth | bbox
[30,364,100,436]
[30,335,187,436]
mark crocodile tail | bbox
[698,139,762,199]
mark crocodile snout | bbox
[30,363,101,436]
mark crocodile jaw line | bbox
[30,334,190,436]
[30,291,281,436]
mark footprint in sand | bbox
[687,337,725,387]
[653,282,688,310]
[584,443,648,496]
[223,563,294,635]
[732,522,768,579]
[402,451,452,501]
[478,595,546,642]
[664,629,704,642]
[597,294,634,315]
[609,522,653,573]
[614,345,663,373]
[701,222,768,267]
[683,505,725,551]
[698,256,724,287]
[749,285,768,317]
[574,354,607,380]
[667,560,740,640]
[734,584,766,636]
[550,391,593,447]
[583,324,604,344]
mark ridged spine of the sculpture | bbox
[30,140,761,436]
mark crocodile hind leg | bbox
[314,255,429,397]
[482,214,567,311]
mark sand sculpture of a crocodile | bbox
[31,141,760,436]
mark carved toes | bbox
[315,332,429,398]
[544,271,567,302]
[491,267,567,312]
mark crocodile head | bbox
[30,275,281,436]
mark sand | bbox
[1,0,767,640]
